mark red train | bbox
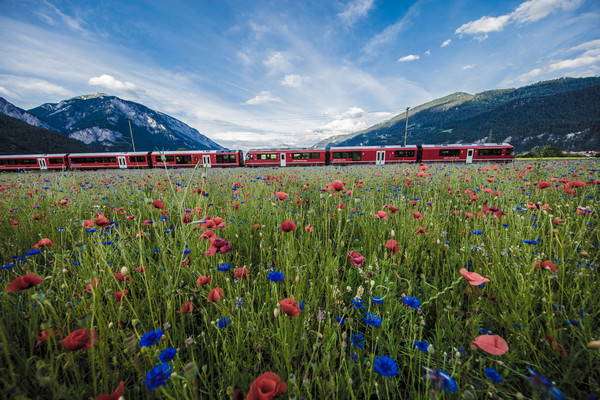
[0,143,513,171]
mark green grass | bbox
[0,160,598,399]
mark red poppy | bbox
[275,192,289,201]
[6,274,44,292]
[60,329,98,351]
[94,215,111,228]
[347,251,364,267]
[114,290,128,302]
[553,218,564,225]
[470,334,509,355]
[385,204,399,213]
[412,211,423,220]
[304,225,313,232]
[534,260,558,272]
[234,267,249,279]
[177,301,194,313]
[568,181,586,188]
[197,276,212,286]
[207,287,224,302]
[205,238,233,256]
[35,329,62,348]
[414,227,428,235]
[374,211,388,220]
[253,224,262,230]
[83,219,94,228]
[459,268,490,286]
[246,372,287,400]
[182,214,192,224]
[115,271,130,282]
[152,200,165,209]
[181,257,190,266]
[537,181,552,189]
[386,239,399,255]
[136,265,149,272]
[279,298,300,317]
[32,238,56,249]
[94,381,125,400]
[280,221,296,232]
[199,230,216,242]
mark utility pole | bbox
[403,107,410,147]
[487,129,493,143]
[127,118,136,152]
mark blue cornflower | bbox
[217,263,231,272]
[363,312,382,327]
[523,239,540,245]
[484,367,503,383]
[565,319,581,328]
[402,296,421,309]
[373,355,398,378]
[218,317,232,329]
[351,297,366,310]
[334,316,345,325]
[372,296,384,304]
[423,367,457,393]
[414,340,429,352]
[145,363,172,392]
[479,328,492,335]
[349,333,365,348]
[25,250,41,256]
[158,347,177,363]
[527,367,565,399]
[267,270,285,282]
[235,297,244,310]
[139,329,164,348]
[471,230,483,235]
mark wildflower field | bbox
[0,160,598,400]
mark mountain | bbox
[0,112,91,155]
[0,97,58,132]
[313,77,600,152]
[27,93,226,152]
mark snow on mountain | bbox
[28,94,226,151]
[69,127,124,146]
[0,97,58,132]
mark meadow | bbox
[0,160,598,400]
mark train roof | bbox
[149,150,237,154]
[0,154,68,158]
[68,152,150,157]
[420,143,512,147]
[329,145,418,150]
[247,148,322,152]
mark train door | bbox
[466,149,474,164]
[280,153,286,167]
[117,156,127,169]
[202,155,211,168]
[37,158,47,170]
[376,151,385,166]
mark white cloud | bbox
[263,51,294,74]
[515,39,600,82]
[7,76,71,96]
[456,15,511,35]
[0,85,17,98]
[362,1,421,56]
[424,50,431,56]
[456,0,583,38]
[398,54,420,62]
[462,64,475,70]
[245,90,281,105]
[88,74,139,93]
[280,74,303,87]
[338,0,375,25]
[441,39,452,47]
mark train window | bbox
[258,153,277,160]
[332,151,361,160]
[216,154,236,163]
[477,148,502,156]
[176,155,192,164]
[49,158,64,164]
[505,148,512,155]
[129,156,146,163]
[292,152,321,160]
[439,149,460,157]
[393,150,415,158]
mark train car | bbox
[419,143,514,163]
[68,152,152,169]
[245,149,326,167]
[328,145,419,166]
[0,154,69,171]
[150,150,243,168]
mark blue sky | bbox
[0,0,598,150]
